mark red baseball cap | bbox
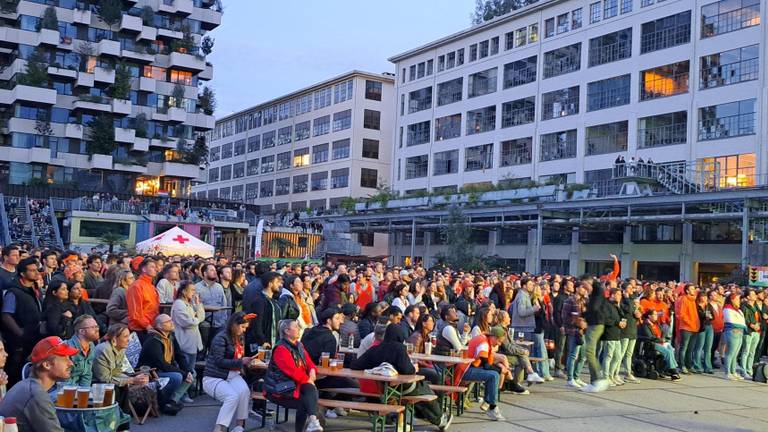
[30,336,79,364]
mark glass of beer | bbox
[321,352,330,368]
[257,348,266,360]
[62,385,77,408]
[91,384,105,408]
[330,360,338,371]
[76,387,90,408]
[336,352,345,367]
[104,384,115,406]
[405,343,414,355]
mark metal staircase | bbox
[4,196,34,245]
[654,163,704,195]
[311,220,362,259]
[613,161,718,196]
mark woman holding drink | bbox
[92,324,150,416]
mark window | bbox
[332,110,352,131]
[313,115,330,136]
[209,146,220,162]
[435,114,462,141]
[260,180,274,197]
[641,0,653,7]
[502,96,535,128]
[447,51,457,68]
[503,55,537,88]
[247,158,259,176]
[334,79,354,103]
[262,106,277,125]
[529,23,539,42]
[220,165,232,181]
[417,62,426,78]
[587,74,630,111]
[365,80,382,101]
[293,148,310,167]
[409,87,432,113]
[640,61,689,100]
[457,48,465,65]
[437,78,463,106]
[314,87,332,109]
[540,130,577,161]
[362,139,379,159]
[363,109,381,130]
[233,162,245,178]
[468,68,498,98]
[572,8,583,29]
[275,177,290,196]
[698,99,756,141]
[698,153,755,188]
[543,43,581,78]
[295,121,310,141]
[433,150,459,175]
[545,18,555,38]
[590,2,601,23]
[276,151,291,170]
[331,168,349,188]
[360,168,378,188]
[278,126,292,145]
[312,143,329,163]
[514,28,527,48]
[293,175,308,193]
[700,45,759,89]
[465,143,494,171]
[500,138,533,166]
[261,155,275,173]
[262,131,276,148]
[542,86,579,120]
[278,101,294,121]
[466,105,496,134]
[232,185,244,201]
[604,0,618,18]
[208,167,219,182]
[589,28,632,67]
[479,40,489,58]
[557,13,569,33]
[169,69,193,86]
[332,139,350,159]
[246,183,258,200]
[221,143,233,159]
[407,121,431,146]
[295,94,312,115]
[427,59,434,76]
[640,11,691,54]
[469,44,478,61]
[638,111,688,148]
[621,0,632,13]
[409,65,416,81]
[585,120,628,155]
[405,155,429,179]
[701,0,760,38]
[247,135,260,152]
[358,232,375,247]
[491,37,499,55]
[311,172,328,191]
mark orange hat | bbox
[131,256,145,272]
[30,336,78,363]
[62,253,78,264]
[63,263,82,280]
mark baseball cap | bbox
[487,326,506,340]
[30,336,79,363]
[319,307,342,323]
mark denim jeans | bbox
[724,328,744,375]
[584,324,604,383]
[553,332,566,371]
[740,331,760,375]
[565,334,585,381]
[654,342,678,371]
[691,326,712,372]
[461,367,499,404]
[533,332,550,378]
[619,338,636,376]
[601,340,622,379]
[158,371,191,403]
[677,330,696,370]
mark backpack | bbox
[752,362,768,383]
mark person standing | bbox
[83,254,103,297]
[0,245,20,293]
[246,271,282,354]
[675,284,700,374]
[740,288,761,379]
[511,278,538,342]
[563,281,588,388]
[196,264,228,345]
[171,280,206,374]
[107,269,134,326]
[601,289,625,386]
[2,257,43,385]
[156,264,181,304]
[691,292,713,374]
[723,293,746,380]
[581,278,609,392]
[619,283,641,382]
[126,258,160,342]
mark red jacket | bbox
[126,274,159,331]
[710,302,725,332]
[355,280,374,309]
[268,342,317,399]
[676,295,700,333]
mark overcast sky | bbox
[206,0,473,116]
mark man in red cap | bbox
[0,336,78,431]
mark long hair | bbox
[115,269,134,290]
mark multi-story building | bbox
[325,0,768,282]
[0,0,220,198]
[194,71,395,256]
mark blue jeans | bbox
[461,367,499,405]
[724,328,744,375]
[157,371,191,403]
[566,334,585,380]
[601,340,622,379]
[533,332,550,378]
[677,330,696,370]
[654,343,678,371]
[740,331,759,375]
[620,338,636,376]
[691,326,712,372]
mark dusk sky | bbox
[206,0,474,116]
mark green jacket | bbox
[66,335,96,387]
[92,341,132,386]
[742,302,761,334]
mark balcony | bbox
[65,123,84,139]
[47,66,78,79]
[159,0,193,15]
[199,63,213,81]
[113,160,147,173]
[0,85,58,105]
[76,72,95,88]
[132,136,150,152]
[157,28,183,40]
[136,26,158,41]
[94,67,115,84]
[111,99,132,115]
[150,137,178,149]
[169,51,206,71]
[121,48,154,63]
[199,8,222,30]
[168,107,187,123]
[90,154,113,170]
[138,76,156,92]
[73,97,111,112]
[97,39,121,57]
[119,14,142,32]
[72,8,91,25]
[115,127,136,143]
[189,112,215,130]
[38,29,59,46]
[146,161,200,178]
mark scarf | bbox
[150,328,173,363]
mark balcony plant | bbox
[170,26,195,54]
[140,5,154,26]
[201,35,214,56]
[86,114,116,157]
[18,48,50,88]
[109,62,132,100]
[197,86,216,115]
[133,113,148,138]
[40,6,58,30]
[97,0,123,30]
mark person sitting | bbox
[638,310,681,381]
[434,305,470,356]
[202,312,256,432]
[0,336,79,431]
[454,327,508,421]
[66,314,100,387]
[339,303,360,348]
[406,313,441,384]
[398,304,420,338]
[264,319,323,432]
[495,310,544,392]
[107,269,134,326]
[92,324,151,414]
[43,281,75,339]
[138,314,192,413]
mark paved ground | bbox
[134,373,768,432]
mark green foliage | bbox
[133,113,148,138]
[41,6,58,30]
[366,184,398,208]
[98,231,125,253]
[140,5,154,26]
[459,182,495,194]
[176,135,209,166]
[34,118,53,136]
[86,114,116,157]
[18,47,50,88]
[268,237,296,258]
[171,26,195,53]
[201,35,214,56]
[0,0,19,14]
[440,206,486,271]
[471,0,530,24]
[340,197,357,213]
[98,0,123,28]
[109,62,132,99]
[27,177,49,187]
[171,83,185,108]
[198,86,216,115]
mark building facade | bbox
[194,71,395,256]
[0,0,220,198]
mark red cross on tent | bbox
[172,235,190,244]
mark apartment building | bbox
[194,71,395,255]
[0,0,220,198]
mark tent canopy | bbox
[135,226,214,258]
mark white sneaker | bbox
[231,427,245,432]
[306,416,324,432]
[334,407,348,417]
[566,379,583,388]
[527,372,545,383]
[544,375,554,381]
[613,376,625,386]
[574,378,588,387]
[324,408,338,419]
[487,406,506,421]
[581,379,609,393]
[624,374,638,383]
[479,401,490,412]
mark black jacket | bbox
[601,302,623,341]
[204,330,242,379]
[300,325,337,364]
[278,291,301,321]
[245,290,279,352]
[138,330,191,374]
[43,300,75,339]
[358,317,376,339]
[584,281,607,326]
[3,281,42,349]
[552,293,565,328]
[620,297,639,339]
[351,325,415,374]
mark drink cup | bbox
[103,384,115,406]
[449,349,458,357]
[62,385,77,408]
[405,343,414,354]
[336,352,345,366]
[321,352,330,368]
[91,384,105,408]
[424,341,432,355]
[76,387,90,408]
[257,348,266,360]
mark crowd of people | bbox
[0,243,764,431]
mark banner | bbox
[253,219,265,258]
[748,266,768,287]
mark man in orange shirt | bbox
[456,327,507,421]
[126,257,159,342]
[675,284,700,374]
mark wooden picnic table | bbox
[409,353,471,415]
[409,353,472,364]
[338,346,357,355]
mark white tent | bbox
[135,226,214,258]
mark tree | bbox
[190,135,209,166]
[140,5,155,26]
[133,112,148,138]
[440,206,486,271]
[109,62,132,99]
[198,86,216,115]
[0,0,20,14]
[98,231,125,253]
[171,26,195,53]
[86,114,116,157]
[269,237,296,258]
[171,83,185,108]
[35,118,53,136]
[19,47,50,88]
[201,35,214,56]
[471,0,529,24]
[41,6,58,30]
[97,0,123,30]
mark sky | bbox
[206,0,474,116]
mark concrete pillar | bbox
[680,222,693,282]
[424,231,432,267]
[622,225,635,278]
[489,229,498,256]
[525,227,537,273]
[410,219,416,265]
[742,199,750,269]
[569,227,580,276]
